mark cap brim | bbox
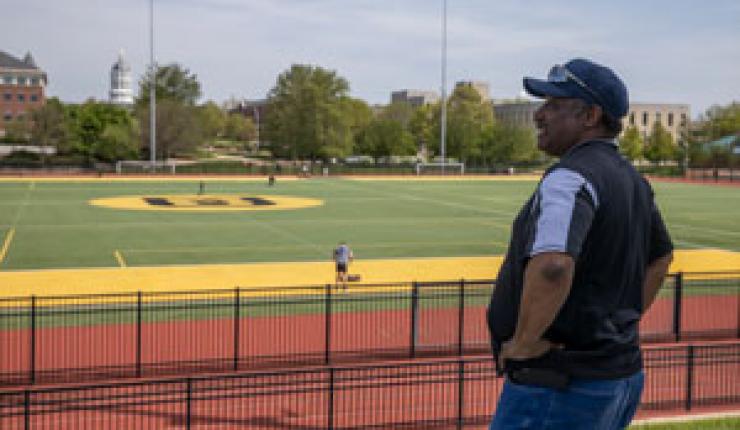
[523,77,573,99]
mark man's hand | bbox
[498,338,554,370]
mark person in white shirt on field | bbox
[333,242,354,291]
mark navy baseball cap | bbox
[523,58,629,120]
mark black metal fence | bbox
[0,342,737,429]
[686,167,740,182]
[0,272,738,387]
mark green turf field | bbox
[0,178,738,270]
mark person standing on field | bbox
[487,58,674,429]
[333,242,353,291]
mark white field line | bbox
[0,227,15,265]
[114,250,127,268]
[329,179,515,229]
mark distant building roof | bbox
[0,50,41,70]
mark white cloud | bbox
[2,0,738,115]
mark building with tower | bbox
[109,50,134,106]
[0,50,47,136]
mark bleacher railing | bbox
[0,342,738,429]
[0,271,737,387]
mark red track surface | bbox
[0,294,738,428]
[0,295,736,379]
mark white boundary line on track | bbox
[632,410,740,425]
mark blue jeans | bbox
[490,370,644,430]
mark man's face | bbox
[533,98,588,156]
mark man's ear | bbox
[584,105,603,128]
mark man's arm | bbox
[500,252,574,365]
[642,252,673,313]
[643,194,674,313]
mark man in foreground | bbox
[487,58,674,429]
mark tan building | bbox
[492,100,542,129]
[390,90,439,107]
[0,50,47,136]
[624,103,689,144]
[493,100,690,144]
[455,80,490,101]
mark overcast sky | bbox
[3,0,739,117]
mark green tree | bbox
[381,101,414,129]
[65,101,135,163]
[482,123,539,164]
[409,104,436,159]
[135,63,204,159]
[702,102,740,140]
[619,126,643,161]
[30,98,68,164]
[198,101,226,141]
[223,113,256,143]
[644,122,675,164]
[3,116,32,142]
[341,97,373,153]
[435,85,494,164]
[263,64,351,160]
[138,99,203,159]
[356,118,415,160]
[137,64,202,106]
[97,121,140,162]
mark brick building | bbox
[0,50,47,136]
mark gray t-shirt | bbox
[334,245,352,264]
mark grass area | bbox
[630,417,740,429]
[0,287,493,330]
[0,178,738,270]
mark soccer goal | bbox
[415,162,465,176]
[115,160,177,174]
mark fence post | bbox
[736,282,740,339]
[457,360,465,430]
[186,378,193,429]
[325,284,332,365]
[29,296,36,385]
[673,273,683,342]
[327,367,335,430]
[685,344,694,411]
[136,291,142,378]
[410,281,419,358]
[24,389,30,430]
[458,279,465,356]
[233,287,240,371]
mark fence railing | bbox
[0,342,737,429]
[686,167,740,182]
[0,272,738,387]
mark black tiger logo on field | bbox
[142,196,276,207]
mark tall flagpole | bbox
[149,0,157,167]
[440,0,447,173]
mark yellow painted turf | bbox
[0,249,737,298]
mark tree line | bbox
[618,102,739,167]
[2,63,737,168]
[3,64,256,166]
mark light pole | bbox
[149,0,157,168]
[439,0,447,173]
